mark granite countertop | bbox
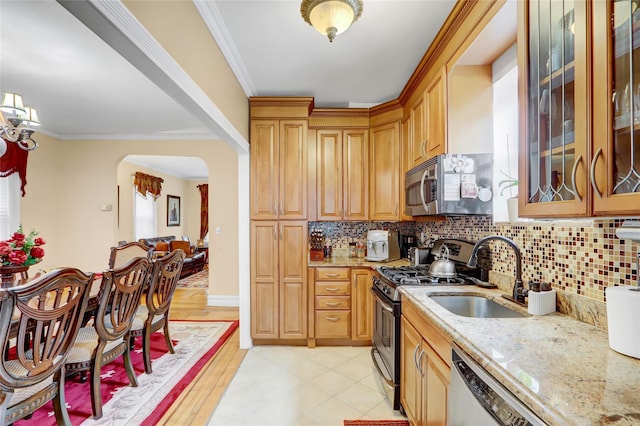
[308,256,410,269]
[398,286,640,425]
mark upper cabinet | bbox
[315,128,369,221]
[592,0,640,214]
[425,68,447,159]
[519,0,590,217]
[520,0,640,217]
[250,97,313,220]
[370,107,402,221]
[408,67,447,169]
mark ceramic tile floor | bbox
[208,345,408,426]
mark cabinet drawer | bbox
[316,296,350,310]
[315,268,350,281]
[315,281,350,295]
[316,311,350,338]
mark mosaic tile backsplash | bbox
[310,217,640,329]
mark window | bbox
[134,190,157,241]
[0,174,21,239]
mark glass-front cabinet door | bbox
[593,0,640,214]
[519,0,589,217]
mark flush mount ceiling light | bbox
[300,0,363,43]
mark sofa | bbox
[138,236,206,279]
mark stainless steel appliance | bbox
[405,153,493,216]
[449,343,544,425]
[407,247,430,265]
[370,239,486,412]
[365,230,400,262]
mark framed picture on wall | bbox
[167,195,181,226]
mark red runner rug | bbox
[15,320,238,425]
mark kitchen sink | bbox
[429,295,525,318]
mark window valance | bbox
[0,139,29,196]
[133,172,164,200]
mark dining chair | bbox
[129,249,186,374]
[65,256,151,419]
[108,241,152,269]
[0,268,93,425]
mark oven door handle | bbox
[370,288,394,313]
[370,347,394,389]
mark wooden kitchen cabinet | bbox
[370,120,401,221]
[250,221,307,340]
[313,267,351,339]
[308,267,373,344]
[351,268,373,342]
[400,299,451,426]
[250,119,308,220]
[518,0,590,217]
[410,89,427,168]
[592,0,640,214]
[316,128,369,221]
[425,68,447,159]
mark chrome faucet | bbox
[467,235,526,305]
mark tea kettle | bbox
[428,245,457,278]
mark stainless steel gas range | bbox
[370,238,490,412]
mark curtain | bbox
[197,184,208,239]
[0,139,29,196]
[133,172,164,200]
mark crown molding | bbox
[193,0,256,97]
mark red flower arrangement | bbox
[0,226,45,267]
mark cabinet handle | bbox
[394,203,398,216]
[325,317,341,322]
[325,302,340,307]
[590,148,603,198]
[280,202,284,215]
[413,344,420,370]
[273,227,277,240]
[421,140,427,158]
[326,273,340,278]
[417,350,426,377]
[571,154,584,202]
[280,225,283,240]
[274,202,277,215]
[324,287,341,292]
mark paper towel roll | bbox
[606,286,640,359]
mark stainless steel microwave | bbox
[404,153,493,216]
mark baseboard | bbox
[207,294,239,307]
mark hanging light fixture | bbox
[300,0,363,43]
[0,91,40,154]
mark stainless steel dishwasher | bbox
[448,343,545,426]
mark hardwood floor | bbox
[158,288,244,425]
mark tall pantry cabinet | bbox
[250,97,313,340]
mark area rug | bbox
[177,269,208,288]
[344,421,410,426]
[16,319,238,426]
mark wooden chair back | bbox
[147,249,186,316]
[108,241,152,269]
[95,256,150,342]
[0,268,93,423]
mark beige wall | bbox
[22,135,239,297]
[123,0,249,141]
[116,160,206,244]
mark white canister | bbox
[527,290,556,315]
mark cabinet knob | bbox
[325,302,340,307]
[325,317,341,322]
[326,273,340,278]
[325,287,340,292]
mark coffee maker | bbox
[400,234,418,259]
[365,230,400,262]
